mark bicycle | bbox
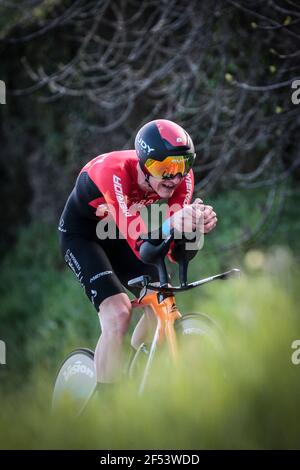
[52,233,240,413]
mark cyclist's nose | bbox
[170,174,183,184]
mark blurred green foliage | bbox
[0,249,300,449]
[0,223,97,391]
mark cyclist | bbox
[58,119,217,389]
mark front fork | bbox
[132,294,181,394]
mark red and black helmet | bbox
[135,119,196,180]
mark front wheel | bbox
[128,313,223,383]
[174,313,225,388]
[175,312,223,354]
[175,313,224,371]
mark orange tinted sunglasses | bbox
[145,154,195,179]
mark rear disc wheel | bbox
[52,348,96,414]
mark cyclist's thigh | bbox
[60,235,126,311]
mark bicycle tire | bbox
[175,312,222,344]
[128,313,223,381]
[52,348,96,414]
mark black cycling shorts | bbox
[58,191,159,311]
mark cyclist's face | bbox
[149,174,183,198]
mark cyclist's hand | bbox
[170,203,203,233]
[191,198,217,234]
[202,204,217,233]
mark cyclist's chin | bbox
[156,183,176,198]
[149,176,178,198]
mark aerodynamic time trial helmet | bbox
[135,119,196,180]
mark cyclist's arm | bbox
[166,170,196,262]
[139,169,195,244]
[89,166,150,260]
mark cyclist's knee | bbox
[98,293,132,337]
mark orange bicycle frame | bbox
[131,291,181,393]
